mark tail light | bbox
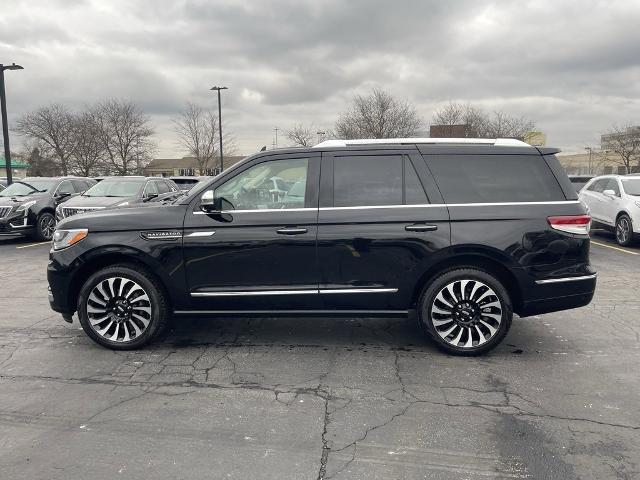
[547,215,591,235]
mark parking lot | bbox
[0,232,639,479]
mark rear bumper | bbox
[518,273,597,317]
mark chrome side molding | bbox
[535,273,597,285]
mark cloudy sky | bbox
[1,0,639,157]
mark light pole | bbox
[585,146,593,175]
[0,63,23,185]
[210,86,228,173]
[316,130,326,145]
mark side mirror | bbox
[56,192,71,200]
[200,190,233,213]
[144,193,159,202]
[602,189,616,197]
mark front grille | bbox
[61,207,102,219]
[0,206,13,218]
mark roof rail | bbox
[313,138,530,148]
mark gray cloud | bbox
[1,0,639,156]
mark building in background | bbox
[145,155,244,177]
[0,155,28,179]
[429,124,468,138]
[556,151,630,176]
[601,126,640,151]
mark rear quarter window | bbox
[425,154,566,203]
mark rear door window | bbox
[331,155,429,207]
[334,155,403,207]
[425,154,565,203]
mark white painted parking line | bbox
[591,240,640,256]
[16,241,51,249]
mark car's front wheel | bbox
[615,214,635,247]
[418,268,513,355]
[77,265,170,350]
[35,212,56,241]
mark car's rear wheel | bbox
[77,265,169,350]
[615,214,635,247]
[35,212,56,241]
[418,268,512,355]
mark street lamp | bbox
[0,63,23,185]
[210,86,228,173]
[585,146,593,175]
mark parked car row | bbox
[0,175,187,240]
[56,177,180,221]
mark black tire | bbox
[77,264,170,350]
[615,214,635,247]
[35,212,56,241]
[418,268,513,356]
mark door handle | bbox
[276,227,308,235]
[405,224,438,232]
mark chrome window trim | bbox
[535,273,597,285]
[190,287,398,297]
[193,207,316,214]
[191,200,580,215]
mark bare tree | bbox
[334,89,423,139]
[70,112,107,176]
[285,124,315,147]
[14,104,76,175]
[173,102,220,175]
[602,125,640,174]
[92,99,155,175]
[432,102,535,139]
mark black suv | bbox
[48,139,596,354]
[56,176,180,220]
[0,176,95,240]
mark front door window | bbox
[215,158,309,210]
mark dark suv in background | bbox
[0,176,95,240]
[56,176,179,220]
[48,138,596,354]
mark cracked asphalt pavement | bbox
[1,231,639,479]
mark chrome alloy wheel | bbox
[430,279,503,349]
[86,277,152,342]
[39,215,56,240]
[616,216,631,245]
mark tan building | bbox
[556,151,630,175]
[145,155,244,177]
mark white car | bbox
[579,175,640,246]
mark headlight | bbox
[52,229,88,251]
[17,200,36,213]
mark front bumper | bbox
[48,258,76,315]
[0,210,36,236]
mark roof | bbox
[313,138,530,148]
[0,156,28,169]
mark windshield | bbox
[621,178,640,196]
[0,179,56,197]
[83,179,146,197]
